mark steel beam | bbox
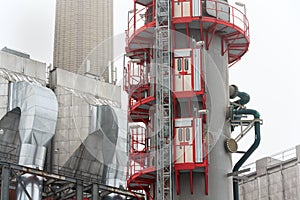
[76,180,83,200]
[92,183,99,200]
[1,165,10,200]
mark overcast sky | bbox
[0,0,300,164]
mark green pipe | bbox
[236,91,250,105]
[229,85,250,106]
[232,109,261,200]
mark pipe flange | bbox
[225,138,238,153]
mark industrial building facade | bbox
[53,0,113,81]
[238,145,300,200]
[0,48,134,199]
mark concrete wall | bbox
[239,145,300,200]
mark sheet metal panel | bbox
[183,2,191,17]
[175,118,193,127]
[175,128,184,163]
[185,127,193,163]
[184,75,192,91]
[174,49,192,58]
[174,2,181,18]
[192,0,201,16]
[194,49,201,91]
[174,75,183,92]
[195,118,203,163]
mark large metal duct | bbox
[0,108,21,162]
[62,105,119,184]
[9,82,58,200]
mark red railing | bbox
[125,0,249,46]
[128,152,155,178]
[124,61,148,92]
[203,0,249,38]
[127,125,155,178]
[126,6,155,47]
[124,60,156,108]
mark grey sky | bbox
[0,0,300,164]
[229,0,300,162]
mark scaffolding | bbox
[155,0,172,199]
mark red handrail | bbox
[125,0,249,45]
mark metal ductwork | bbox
[229,85,250,106]
[62,105,119,184]
[9,82,58,200]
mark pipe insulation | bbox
[10,82,58,200]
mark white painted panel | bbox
[192,0,201,16]
[174,2,181,17]
[185,127,194,163]
[174,49,192,57]
[194,49,201,91]
[185,146,193,163]
[176,146,184,163]
[174,75,183,92]
[183,2,191,17]
[175,118,193,127]
[195,118,203,163]
[184,75,192,91]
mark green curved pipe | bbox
[229,85,250,106]
[236,91,250,105]
[232,109,261,200]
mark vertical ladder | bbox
[155,0,172,200]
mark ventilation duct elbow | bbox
[10,82,58,200]
[229,85,250,106]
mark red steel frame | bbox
[125,0,249,199]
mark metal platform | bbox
[126,1,250,65]
[0,161,144,200]
[135,0,153,6]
